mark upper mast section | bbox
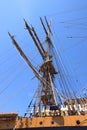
[40,16,52,56]
[24,19,45,60]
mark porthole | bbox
[39,121,43,125]
[76,120,80,125]
[51,121,54,124]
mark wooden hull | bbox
[0,113,87,129]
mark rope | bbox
[0,62,27,95]
[0,78,30,110]
[13,117,22,130]
[45,6,87,17]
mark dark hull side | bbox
[7,126,87,130]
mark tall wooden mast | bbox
[39,17,57,108]
[8,17,58,116]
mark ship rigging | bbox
[8,17,87,118]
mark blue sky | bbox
[0,0,87,116]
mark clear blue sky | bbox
[0,0,87,116]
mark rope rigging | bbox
[0,12,87,118]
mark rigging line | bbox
[30,67,64,105]
[0,54,53,101]
[24,89,38,116]
[0,80,30,110]
[57,73,77,98]
[54,75,66,100]
[61,22,87,26]
[0,46,14,59]
[52,49,71,99]
[51,28,72,99]
[67,36,87,39]
[52,38,78,100]
[62,39,87,52]
[14,39,39,60]
[51,24,64,53]
[0,56,21,74]
[51,24,78,94]
[0,61,23,84]
[64,23,87,29]
[54,76,68,100]
[76,87,87,96]
[0,52,19,66]
[53,52,77,99]
[34,87,42,110]
[18,46,40,68]
[64,26,87,30]
[24,88,42,116]
[0,58,23,75]
[53,47,78,98]
[51,20,87,52]
[10,47,56,97]
[45,5,87,17]
[51,24,77,97]
[0,63,27,95]
[8,35,56,90]
[27,47,38,58]
[53,52,78,95]
[59,16,87,23]
[53,81,64,104]
[56,59,79,106]
[28,53,42,69]
[60,55,80,96]
[51,44,71,99]
[0,46,18,60]
[2,49,40,71]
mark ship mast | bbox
[8,17,58,117]
[39,17,57,108]
[8,17,87,118]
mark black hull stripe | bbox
[6,126,87,130]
